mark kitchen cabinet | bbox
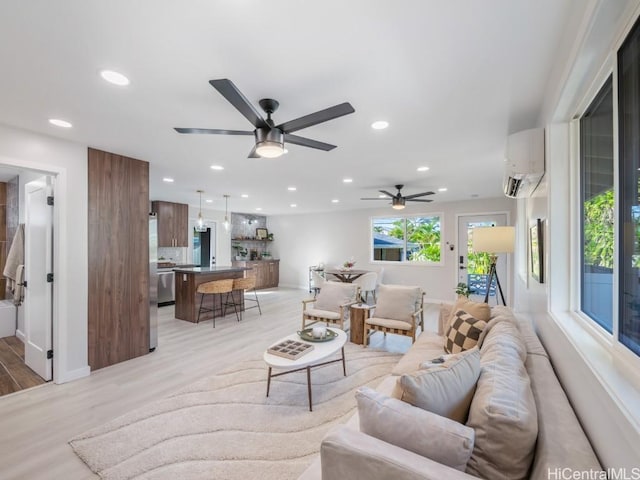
[152,200,188,247]
[231,259,279,289]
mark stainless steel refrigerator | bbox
[149,213,158,351]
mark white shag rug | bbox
[70,344,400,480]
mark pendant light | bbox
[223,194,230,231]
[196,190,205,231]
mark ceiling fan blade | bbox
[248,145,260,158]
[407,198,434,203]
[404,191,435,199]
[277,102,355,133]
[174,127,254,135]
[284,133,336,151]
[378,190,395,197]
[360,197,385,200]
[209,79,267,128]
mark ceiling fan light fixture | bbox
[392,197,406,210]
[256,140,284,158]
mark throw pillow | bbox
[395,348,480,423]
[314,281,358,312]
[373,285,422,323]
[445,296,491,332]
[356,387,475,471]
[444,310,488,354]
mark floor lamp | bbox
[472,226,515,306]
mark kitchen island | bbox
[173,266,251,323]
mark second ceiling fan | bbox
[175,79,355,158]
[361,185,435,210]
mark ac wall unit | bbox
[503,127,545,198]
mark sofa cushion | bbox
[395,348,480,423]
[356,387,475,471]
[445,296,491,331]
[313,282,358,313]
[374,285,422,323]
[444,310,487,354]
[465,321,537,480]
[391,332,446,376]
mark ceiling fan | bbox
[175,78,355,158]
[361,185,435,210]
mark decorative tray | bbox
[297,328,338,343]
[267,339,314,360]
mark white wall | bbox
[0,122,88,383]
[268,197,515,302]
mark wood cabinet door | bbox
[250,262,265,289]
[174,203,189,246]
[152,201,175,247]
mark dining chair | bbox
[302,281,360,331]
[311,270,326,298]
[353,271,378,303]
[364,284,424,345]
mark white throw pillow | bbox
[395,348,480,424]
[374,285,421,322]
[314,282,358,313]
[356,387,475,471]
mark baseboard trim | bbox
[56,365,90,384]
[15,329,25,342]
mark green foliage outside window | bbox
[375,216,441,262]
[584,189,614,269]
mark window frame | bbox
[370,212,444,266]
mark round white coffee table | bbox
[263,328,348,411]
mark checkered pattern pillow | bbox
[444,310,488,354]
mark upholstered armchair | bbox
[302,281,360,331]
[364,285,424,345]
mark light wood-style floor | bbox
[0,287,438,480]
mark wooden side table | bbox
[350,304,371,345]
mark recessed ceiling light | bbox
[417,166,430,172]
[283,149,289,154]
[287,186,297,191]
[438,187,448,192]
[290,204,297,208]
[162,177,174,183]
[371,120,389,130]
[343,178,353,183]
[210,165,224,170]
[205,199,213,203]
[332,199,339,203]
[378,194,387,198]
[256,207,262,211]
[100,70,130,86]
[48,118,72,128]
[241,194,249,198]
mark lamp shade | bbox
[472,226,515,254]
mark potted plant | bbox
[455,282,471,298]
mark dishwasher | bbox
[158,270,175,306]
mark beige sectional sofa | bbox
[298,305,601,480]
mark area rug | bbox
[69,344,401,480]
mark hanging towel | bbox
[4,224,25,306]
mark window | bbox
[372,215,442,263]
[580,76,614,333]
[618,19,640,355]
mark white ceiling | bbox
[0,0,588,215]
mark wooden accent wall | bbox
[88,148,150,370]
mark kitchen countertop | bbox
[173,266,250,274]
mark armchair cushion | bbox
[374,285,422,322]
[314,282,358,313]
[394,348,480,424]
[303,308,341,320]
[366,317,412,331]
[356,387,475,471]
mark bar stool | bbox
[226,276,262,320]
[196,278,239,327]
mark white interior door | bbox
[457,214,508,304]
[24,176,54,380]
